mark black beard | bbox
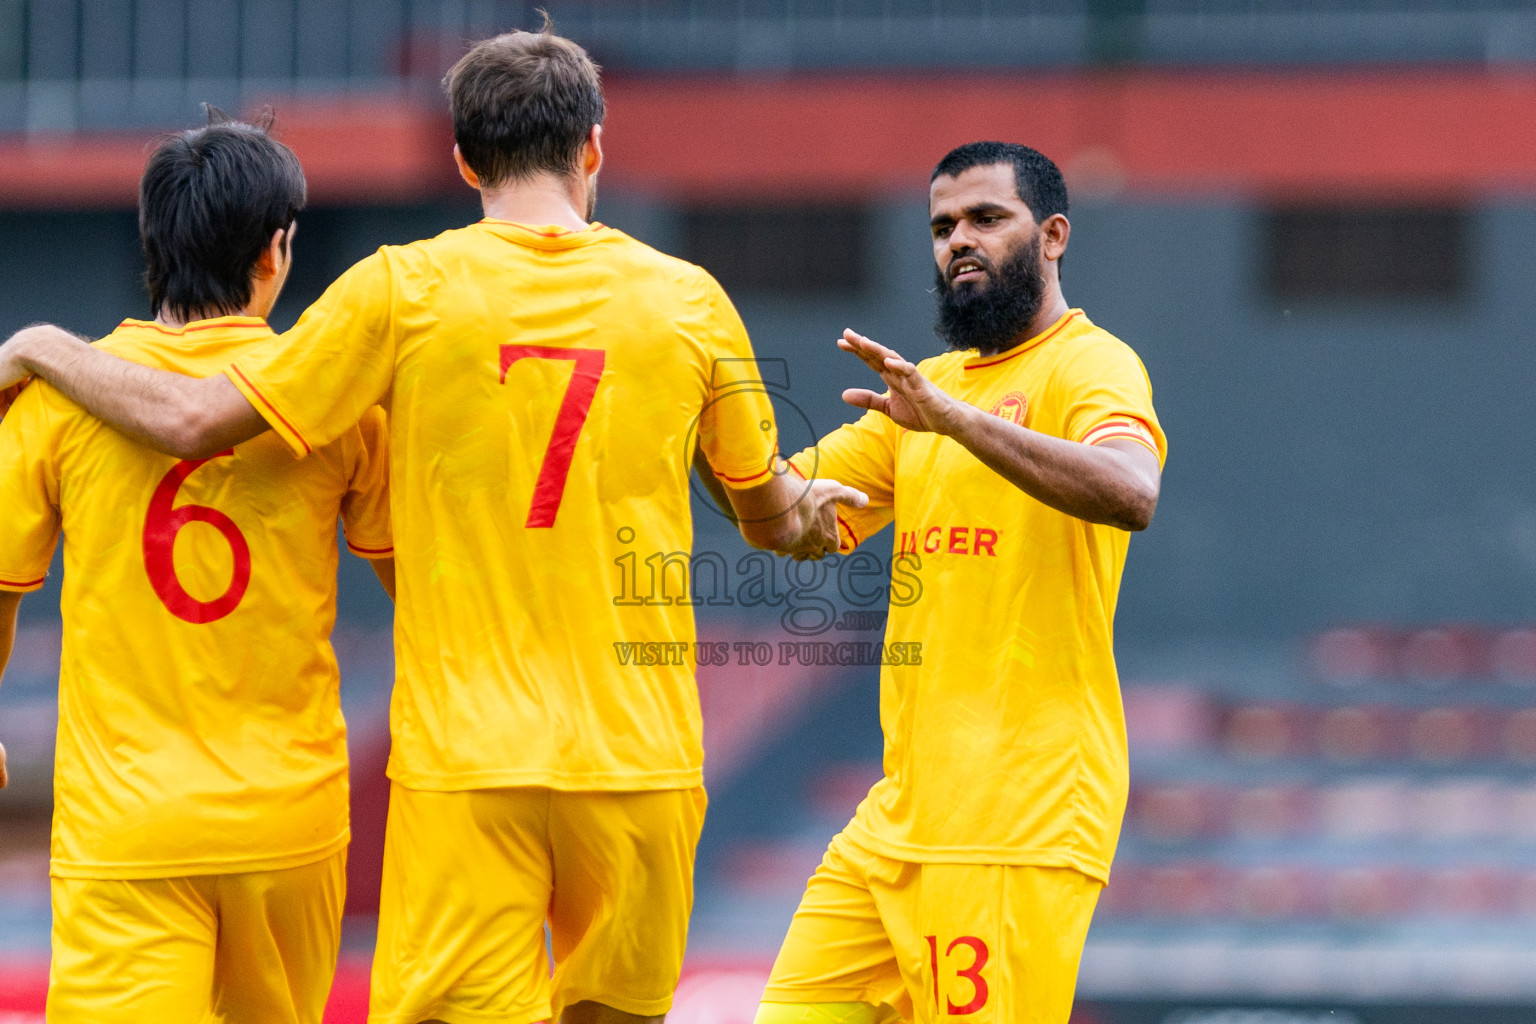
[933,238,1046,356]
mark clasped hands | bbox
[773,328,970,561]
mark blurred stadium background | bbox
[9,1,1536,1021]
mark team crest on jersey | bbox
[988,390,1029,425]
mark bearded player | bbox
[757,142,1167,1024]
[0,117,393,1022]
[0,23,860,1024]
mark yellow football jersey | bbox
[789,309,1165,882]
[0,317,392,879]
[224,220,778,792]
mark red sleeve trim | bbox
[1081,416,1157,444]
[346,542,394,557]
[1086,431,1161,458]
[715,464,775,484]
[835,515,860,551]
[229,364,313,456]
[0,574,47,591]
[1082,415,1149,431]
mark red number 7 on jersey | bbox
[500,345,606,528]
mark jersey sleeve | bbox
[225,251,397,459]
[1060,339,1168,467]
[694,276,780,489]
[0,388,62,592]
[788,408,900,553]
[339,406,393,560]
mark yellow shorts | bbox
[368,783,707,1024]
[762,832,1102,1024]
[47,850,345,1024]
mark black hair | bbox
[930,141,1069,223]
[139,109,306,321]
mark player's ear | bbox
[452,144,481,189]
[254,228,286,280]
[583,124,604,178]
[1040,213,1070,263]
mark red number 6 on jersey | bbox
[143,452,252,624]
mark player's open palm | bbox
[838,329,963,435]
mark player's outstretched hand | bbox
[838,329,964,435]
[0,740,8,790]
[781,477,868,562]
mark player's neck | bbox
[988,293,1072,356]
[478,174,592,232]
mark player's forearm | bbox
[692,445,738,524]
[370,558,397,602]
[0,593,14,790]
[9,325,266,459]
[0,592,20,682]
[731,471,806,551]
[948,404,1159,530]
[732,471,867,559]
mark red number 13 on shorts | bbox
[926,934,990,1015]
[500,345,606,528]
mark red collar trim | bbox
[119,316,270,337]
[962,309,1083,371]
[480,219,608,238]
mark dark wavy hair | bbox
[444,15,605,188]
[139,108,306,321]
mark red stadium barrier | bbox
[20,70,1536,207]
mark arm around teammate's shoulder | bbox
[0,325,267,459]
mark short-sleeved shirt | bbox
[788,309,1166,882]
[224,221,778,792]
[0,316,392,879]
